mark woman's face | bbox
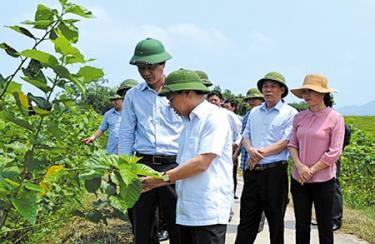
[301,89,325,107]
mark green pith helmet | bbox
[129,38,172,65]
[109,94,124,100]
[159,68,209,96]
[244,88,265,100]
[257,71,289,98]
[116,79,139,96]
[195,70,213,87]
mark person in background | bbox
[236,72,297,244]
[288,74,345,244]
[142,68,233,244]
[208,91,242,200]
[82,93,124,154]
[117,79,139,96]
[118,38,183,244]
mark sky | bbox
[1,0,375,107]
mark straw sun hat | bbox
[291,74,336,98]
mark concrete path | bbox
[225,179,368,244]
[163,178,368,244]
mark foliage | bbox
[0,1,154,242]
[78,78,114,114]
[344,116,375,138]
[341,124,375,209]
[288,101,308,112]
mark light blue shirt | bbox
[99,108,121,154]
[242,100,297,164]
[118,82,184,155]
[176,101,233,226]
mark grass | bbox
[342,206,375,244]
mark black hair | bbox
[224,99,238,108]
[207,91,223,100]
[324,93,334,107]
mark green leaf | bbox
[84,177,102,193]
[52,65,85,95]
[33,106,50,116]
[6,25,35,39]
[21,76,52,93]
[102,181,117,196]
[34,4,54,29]
[85,210,105,224]
[27,93,52,111]
[52,35,84,63]
[118,178,141,209]
[12,191,38,224]
[109,195,128,212]
[118,164,137,186]
[0,120,5,130]
[0,166,21,181]
[22,59,47,83]
[46,121,63,138]
[76,66,104,83]
[132,163,162,178]
[65,3,93,18]
[5,81,22,94]
[24,182,44,192]
[57,22,78,43]
[0,42,19,58]
[0,111,34,132]
[80,170,102,181]
[19,49,59,68]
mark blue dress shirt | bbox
[242,100,297,165]
[118,82,184,155]
[99,108,121,154]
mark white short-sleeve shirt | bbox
[175,100,234,226]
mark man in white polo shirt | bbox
[142,68,233,244]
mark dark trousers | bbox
[179,224,227,244]
[235,164,288,244]
[131,158,180,244]
[291,178,335,244]
[332,161,343,226]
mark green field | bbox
[344,116,375,138]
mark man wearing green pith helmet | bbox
[142,68,233,244]
[118,38,183,244]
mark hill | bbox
[337,99,375,115]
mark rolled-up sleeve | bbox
[118,92,136,155]
[320,114,345,165]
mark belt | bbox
[253,160,288,171]
[135,153,177,165]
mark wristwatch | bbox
[162,172,171,183]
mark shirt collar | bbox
[189,100,208,120]
[306,107,332,117]
[260,99,284,112]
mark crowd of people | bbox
[83,37,348,244]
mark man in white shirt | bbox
[142,68,233,244]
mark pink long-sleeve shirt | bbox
[288,107,345,183]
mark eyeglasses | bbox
[166,93,178,102]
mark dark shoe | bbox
[332,223,341,231]
[158,230,169,242]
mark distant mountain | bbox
[337,99,375,116]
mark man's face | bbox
[111,99,123,111]
[208,95,222,107]
[137,63,165,86]
[262,81,285,105]
[223,102,235,112]
[245,98,263,108]
[166,91,188,116]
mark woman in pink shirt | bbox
[288,74,345,244]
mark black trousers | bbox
[179,224,227,244]
[291,178,335,244]
[233,157,238,195]
[131,159,181,244]
[332,161,343,226]
[235,164,288,244]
